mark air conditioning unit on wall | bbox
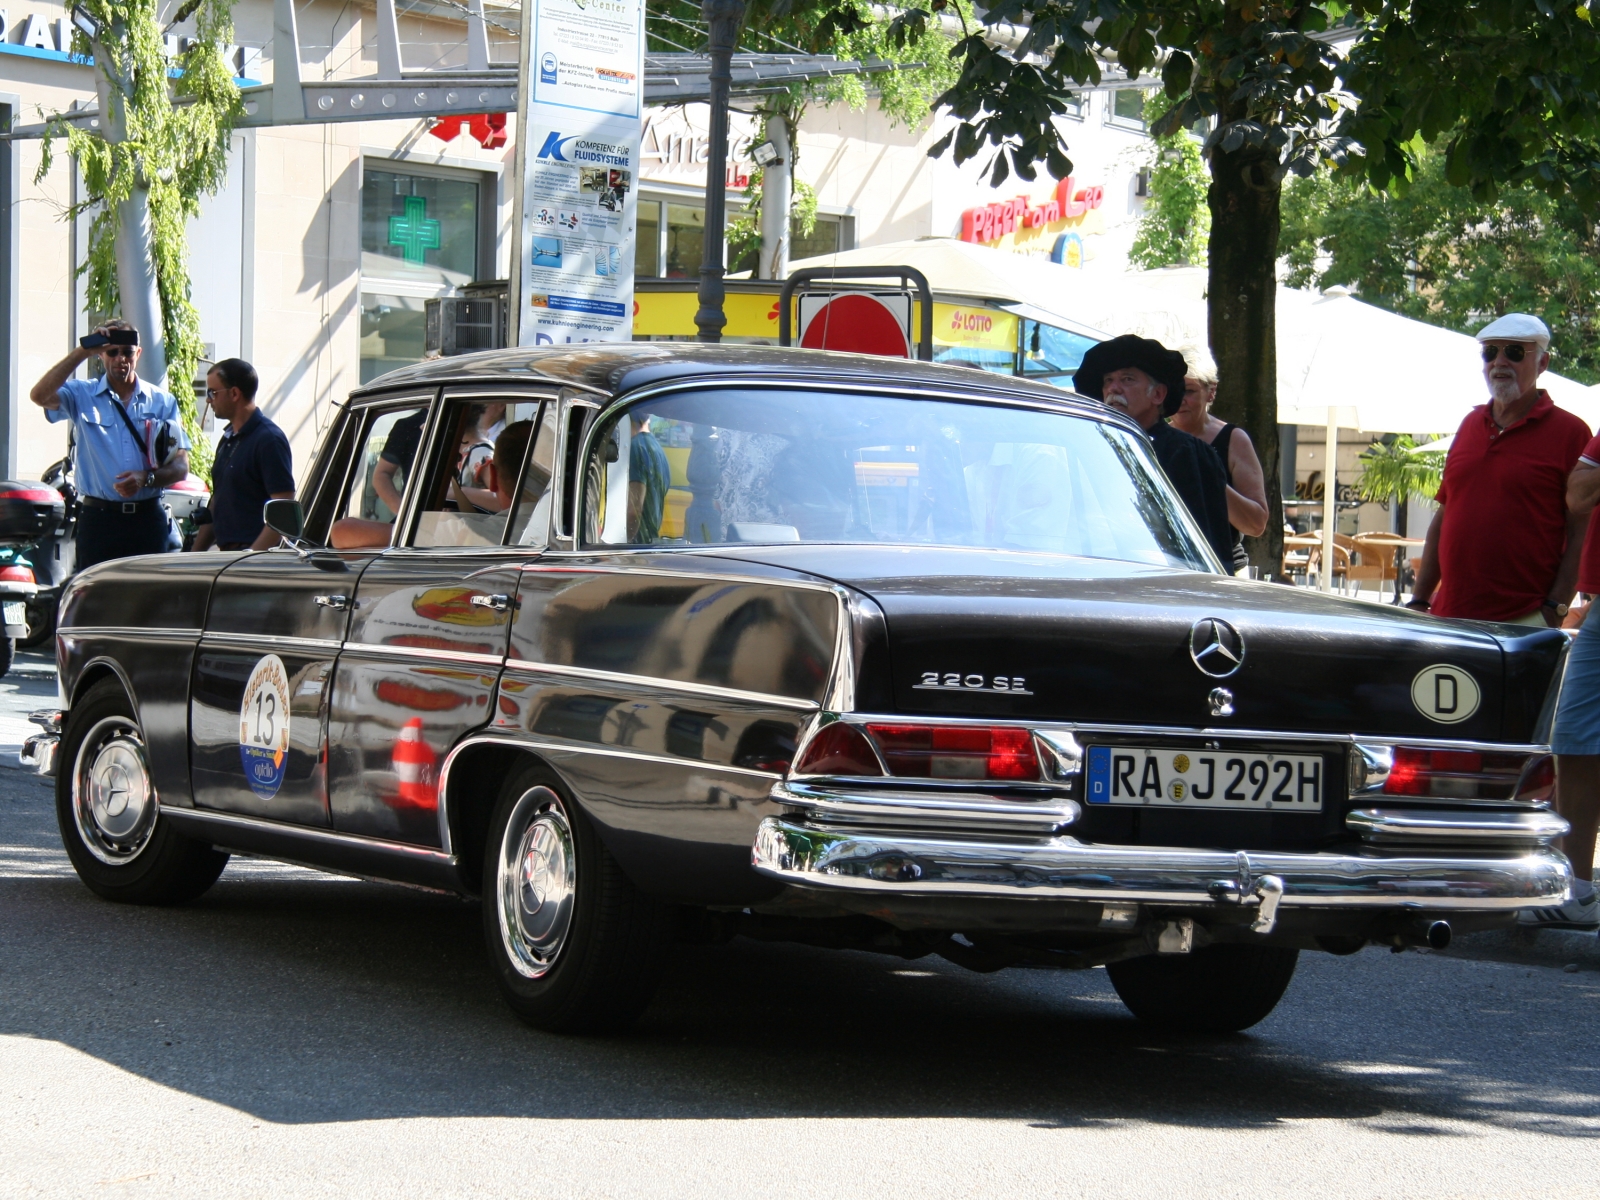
[425,284,508,356]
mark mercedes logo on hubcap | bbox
[1190,617,1245,678]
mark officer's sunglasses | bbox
[1481,343,1530,363]
[102,346,136,359]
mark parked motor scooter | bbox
[0,481,66,674]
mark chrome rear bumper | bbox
[20,709,60,777]
[751,817,1573,913]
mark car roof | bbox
[348,342,1114,422]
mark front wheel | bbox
[56,678,228,904]
[1106,944,1299,1033]
[482,764,673,1033]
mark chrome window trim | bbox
[342,641,504,668]
[502,657,820,712]
[517,559,841,594]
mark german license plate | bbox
[2,601,24,627]
[1085,745,1324,812]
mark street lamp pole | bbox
[694,0,744,342]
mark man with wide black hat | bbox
[1073,334,1234,566]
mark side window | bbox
[410,398,549,548]
[507,402,559,548]
[583,405,684,546]
[328,404,428,549]
[301,408,363,544]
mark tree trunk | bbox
[1207,140,1282,578]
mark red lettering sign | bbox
[959,176,1103,244]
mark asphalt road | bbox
[2,651,1598,1199]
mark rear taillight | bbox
[792,722,884,776]
[0,488,57,504]
[0,565,34,584]
[1382,747,1542,801]
[864,724,1040,781]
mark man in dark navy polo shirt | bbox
[190,359,295,552]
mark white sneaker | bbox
[1517,890,1600,932]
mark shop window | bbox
[1108,88,1150,132]
[638,201,662,278]
[791,215,843,262]
[666,203,705,278]
[360,166,486,383]
[1062,92,1087,120]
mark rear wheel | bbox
[0,634,14,679]
[56,678,228,904]
[482,763,673,1033]
[21,596,55,649]
[1106,944,1299,1033]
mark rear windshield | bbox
[580,388,1216,571]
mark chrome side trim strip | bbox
[160,805,461,890]
[502,657,820,711]
[519,733,785,779]
[60,626,201,642]
[516,560,841,594]
[1346,807,1570,845]
[343,642,506,668]
[776,781,1078,836]
[198,631,343,653]
[752,818,1573,912]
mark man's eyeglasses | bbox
[205,387,219,399]
[102,346,136,359]
[1482,343,1530,364]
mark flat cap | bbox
[1072,334,1189,417]
[1476,313,1550,349]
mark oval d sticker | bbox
[1411,664,1480,725]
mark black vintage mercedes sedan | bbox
[25,344,1575,1034]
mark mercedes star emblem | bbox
[1190,617,1245,679]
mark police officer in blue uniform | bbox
[30,319,191,571]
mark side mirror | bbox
[263,498,304,542]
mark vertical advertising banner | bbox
[517,0,644,346]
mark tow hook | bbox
[1205,852,1287,934]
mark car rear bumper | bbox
[751,817,1573,915]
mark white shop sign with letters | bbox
[516,0,643,345]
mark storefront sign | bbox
[935,304,1018,352]
[959,176,1105,256]
[516,0,644,345]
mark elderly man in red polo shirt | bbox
[1408,313,1591,627]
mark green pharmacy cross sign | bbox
[388,195,442,265]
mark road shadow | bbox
[3,781,1598,1133]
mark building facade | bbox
[0,0,1165,481]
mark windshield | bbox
[581,388,1215,571]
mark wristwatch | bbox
[143,469,156,489]
[1543,598,1570,617]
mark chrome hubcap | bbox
[497,787,575,978]
[73,716,157,865]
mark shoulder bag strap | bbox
[107,394,155,472]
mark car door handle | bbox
[470,593,511,612]
[314,594,350,610]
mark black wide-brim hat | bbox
[1072,334,1190,417]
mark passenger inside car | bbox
[331,418,534,549]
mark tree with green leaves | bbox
[1282,147,1600,384]
[893,0,1600,573]
[1129,92,1210,269]
[38,0,241,476]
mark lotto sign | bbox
[239,655,291,801]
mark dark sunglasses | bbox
[1481,343,1529,363]
[102,346,136,359]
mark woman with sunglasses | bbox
[28,319,191,570]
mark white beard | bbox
[1488,375,1522,405]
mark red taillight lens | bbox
[865,724,1040,781]
[0,489,57,504]
[793,722,884,776]
[0,565,34,584]
[1515,754,1556,802]
[1383,747,1532,800]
